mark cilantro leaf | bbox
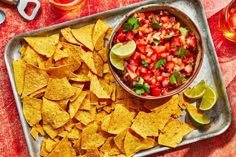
[164,34,174,38]
[143,83,150,92]
[169,72,186,85]
[154,58,166,68]
[151,22,161,30]
[133,83,150,95]
[142,60,148,67]
[179,27,189,35]
[177,47,187,58]
[128,17,139,25]
[135,88,145,95]
[122,17,139,32]
[122,23,133,32]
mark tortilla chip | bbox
[69,91,87,119]
[22,64,48,97]
[12,59,26,95]
[53,42,69,61]
[69,74,90,82]
[84,147,100,157]
[124,130,155,156]
[55,99,70,110]
[24,34,59,58]
[81,122,107,149]
[90,75,111,99]
[46,64,72,78]
[45,77,75,101]
[42,98,70,129]
[97,47,108,62]
[101,114,111,132]
[74,107,96,126]
[40,139,49,157]
[114,129,127,153]
[61,27,81,45]
[75,62,89,75]
[72,24,95,51]
[158,118,194,148]
[93,53,104,77]
[30,126,39,140]
[43,138,59,153]
[100,137,121,156]
[69,85,84,102]
[131,111,160,138]
[22,45,45,66]
[22,96,42,126]
[93,19,110,51]
[104,27,113,39]
[19,43,27,56]
[108,104,136,134]
[67,128,80,140]
[80,93,91,111]
[29,86,46,98]
[43,124,59,139]
[178,92,190,110]
[54,42,82,72]
[79,50,103,77]
[47,136,73,157]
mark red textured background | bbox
[0,0,235,156]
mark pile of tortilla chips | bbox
[12,19,194,157]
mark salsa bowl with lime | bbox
[107,4,204,100]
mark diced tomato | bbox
[151,45,166,53]
[129,58,139,66]
[150,54,157,61]
[184,64,193,74]
[127,67,137,79]
[166,61,175,72]
[162,79,169,88]
[151,87,161,96]
[136,40,146,53]
[186,36,196,48]
[127,64,137,72]
[140,67,148,73]
[171,37,182,47]
[116,33,125,42]
[126,32,134,40]
[142,73,152,81]
[161,16,170,23]
[131,51,141,61]
[144,58,152,64]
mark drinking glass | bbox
[219,0,236,42]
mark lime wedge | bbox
[111,40,136,59]
[184,80,206,99]
[199,85,218,111]
[109,50,125,71]
[186,104,210,127]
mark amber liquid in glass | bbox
[219,0,236,42]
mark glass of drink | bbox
[219,0,236,42]
[49,0,84,11]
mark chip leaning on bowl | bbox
[12,17,196,156]
[107,4,204,100]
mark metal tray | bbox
[4,0,232,156]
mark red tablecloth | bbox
[0,0,235,156]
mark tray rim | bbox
[4,0,232,156]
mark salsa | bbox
[112,10,198,96]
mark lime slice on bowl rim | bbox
[199,85,218,111]
[186,104,210,127]
[109,50,125,71]
[184,80,206,99]
[111,40,136,59]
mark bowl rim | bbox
[107,4,204,100]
